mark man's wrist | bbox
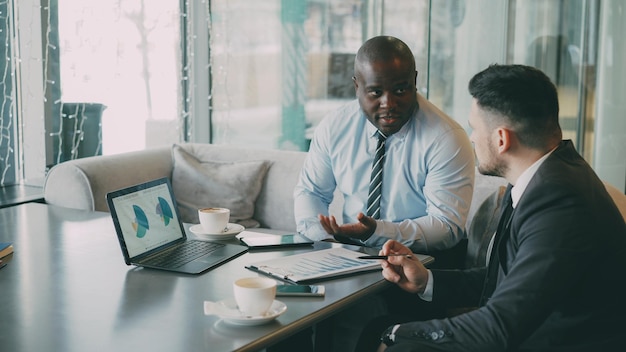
[358,219,379,241]
[417,269,434,301]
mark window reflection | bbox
[205,0,622,189]
[2,0,623,191]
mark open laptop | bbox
[106,177,247,274]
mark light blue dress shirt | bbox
[294,94,475,252]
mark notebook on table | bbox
[238,231,314,249]
[106,178,247,274]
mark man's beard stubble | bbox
[476,147,508,178]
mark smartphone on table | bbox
[276,284,325,297]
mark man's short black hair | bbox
[468,64,561,149]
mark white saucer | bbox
[204,298,287,326]
[189,223,245,239]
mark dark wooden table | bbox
[0,203,403,352]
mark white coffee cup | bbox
[233,277,277,316]
[198,207,230,234]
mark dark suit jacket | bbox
[392,140,626,351]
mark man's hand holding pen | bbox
[379,240,429,295]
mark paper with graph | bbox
[245,247,382,283]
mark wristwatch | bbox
[381,324,399,346]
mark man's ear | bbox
[352,76,358,91]
[495,127,512,154]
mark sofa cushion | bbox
[171,144,271,228]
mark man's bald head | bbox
[354,36,416,78]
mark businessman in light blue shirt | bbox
[294,36,475,254]
[274,36,474,352]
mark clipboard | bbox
[245,247,382,283]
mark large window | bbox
[2,0,184,187]
[57,1,183,157]
[206,0,431,150]
[205,0,625,190]
[206,0,603,148]
[3,0,625,192]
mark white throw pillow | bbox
[171,144,270,228]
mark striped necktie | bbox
[366,131,387,219]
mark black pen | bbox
[358,254,412,260]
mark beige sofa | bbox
[45,143,626,268]
[44,143,510,233]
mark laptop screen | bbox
[108,179,185,259]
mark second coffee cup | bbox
[233,277,277,316]
[198,207,230,234]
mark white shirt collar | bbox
[510,146,557,208]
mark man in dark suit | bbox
[364,64,626,351]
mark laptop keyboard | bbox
[143,241,225,268]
